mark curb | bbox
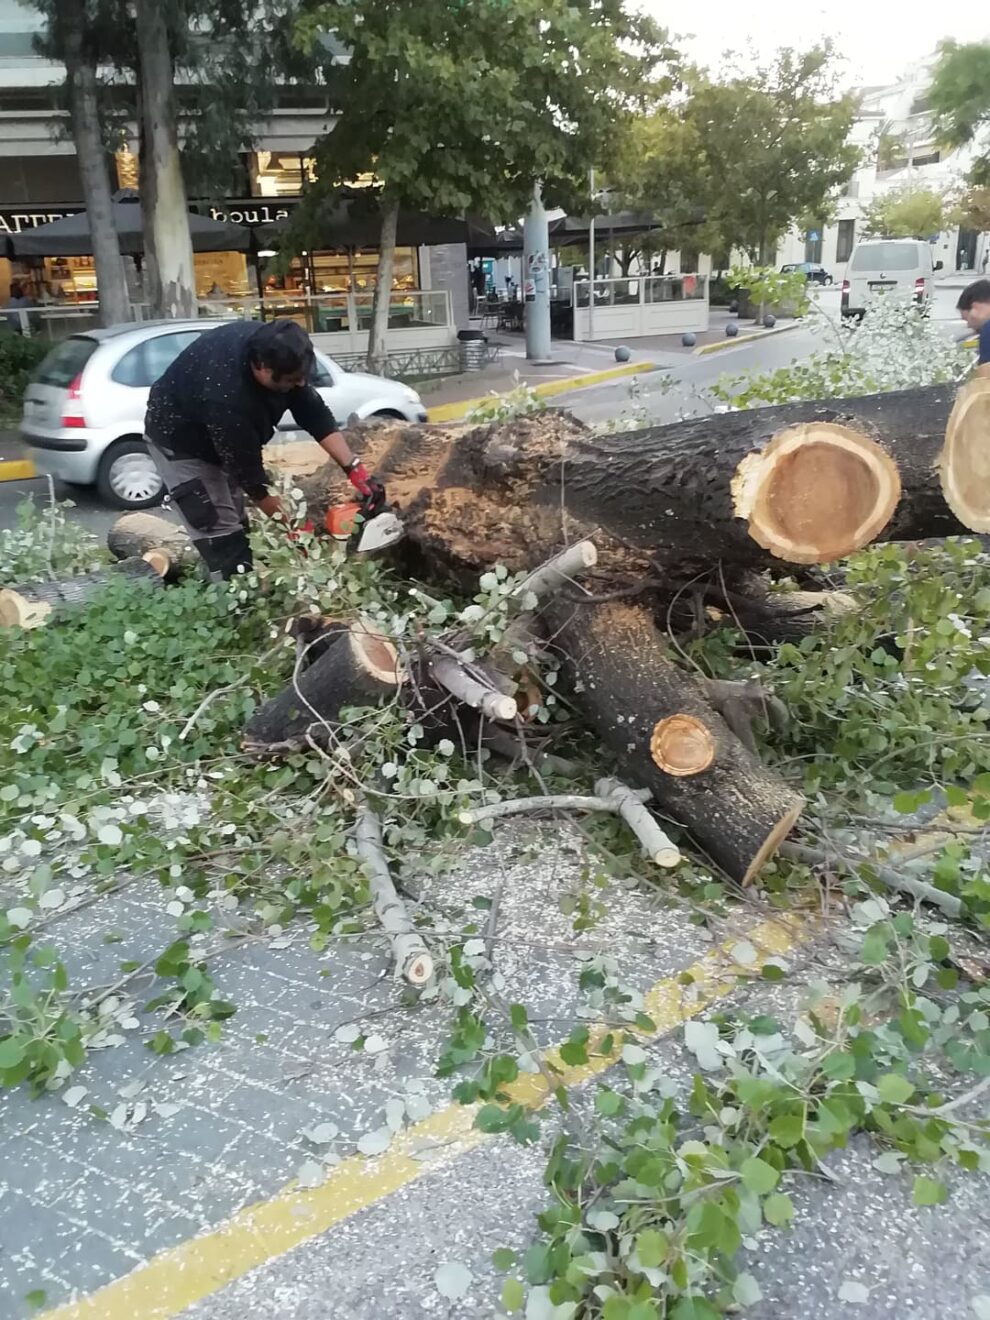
[693,320,802,357]
[0,458,37,482]
[427,360,658,423]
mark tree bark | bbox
[59,0,131,328]
[367,193,399,374]
[134,0,196,319]
[296,384,972,588]
[243,617,404,752]
[0,557,165,629]
[107,512,197,581]
[541,599,805,884]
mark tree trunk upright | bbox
[367,194,399,374]
[59,0,131,328]
[134,0,196,319]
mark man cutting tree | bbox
[145,319,385,579]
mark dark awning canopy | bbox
[256,194,497,251]
[8,191,252,258]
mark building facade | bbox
[774,52,990,279]
[0,1,468,345]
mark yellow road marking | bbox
[693,323,801,356]
[42,914,806,1320]
[0,458,37,481]
[428,361,657,422]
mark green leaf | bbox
[595,1087,625,1117]
[763,1192,794,1226]
[671,1298,721,1320]
[501,1278,524,1313]
[768,1113,804,1148]
[733,1272,763,1307]
[25,1290,47,1311]
[876,1073,915,1105]
[636,1227,668,1268]
[741,1156,780,1194]
[474,1104,509,1134]
[913,1175,948,1206]
[0,1036,28,1069]
[509,1003,528,1032]
[523,1242,552,1285]
[491,1248,516,1271]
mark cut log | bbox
[541,599,804,884]
[0,556,166,629]
[296,385,976,587]
[243,616,404,751]
[107,512,197,581]
[941,377,990,533]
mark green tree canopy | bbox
[289,0,676,366]
[679,44,860,262]
[862,185,947,239]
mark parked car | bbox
[20,319,429,509]
[780,261,833,285]
[841,239,934,319]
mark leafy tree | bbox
[929,39,990,180]
[680,44,860,263]
[862,185,947,240]
[29,0,322,316]
[953,184,990,233]
[36,0,131,326]
[292,0,674,370]
[608,109,707,274]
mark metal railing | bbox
[2,289,453,341]
[199,289,452,334]
[573,274,707,308]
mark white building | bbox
[775,50,990,279]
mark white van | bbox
[841,238,935,319]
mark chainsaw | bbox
[322,491,405,556]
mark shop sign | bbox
[0,208,83,235]
[206,202,293,226]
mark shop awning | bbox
[256,195,498,251]
[7,191,252,258]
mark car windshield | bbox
[33,335,98,388]
[850,243,922,272]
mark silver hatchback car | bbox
[20,319,429,509]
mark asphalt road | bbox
[565,284,969,427]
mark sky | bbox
[640,1,989,87]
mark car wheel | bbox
[372,409,406,420]
[96,439,165,509]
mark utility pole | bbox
[523,181,552,361]
[588,167,596,342]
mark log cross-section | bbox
[941,377,990,533]
[542,599,804,884]
[243,616,404,751]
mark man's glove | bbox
[346,460,386,516]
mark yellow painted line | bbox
[41,914,807,1320]
[694,323,801,356]
[428,361,657,422]
[0,458,37,481]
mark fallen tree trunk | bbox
[541,598,805,884]
[243,616,404,752]
[0,557,165,629]
[297,384,973,584]
[107,512,197,581]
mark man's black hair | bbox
[957,279,990,310]
[247,318,315,379]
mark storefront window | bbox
[263,247,420,296]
